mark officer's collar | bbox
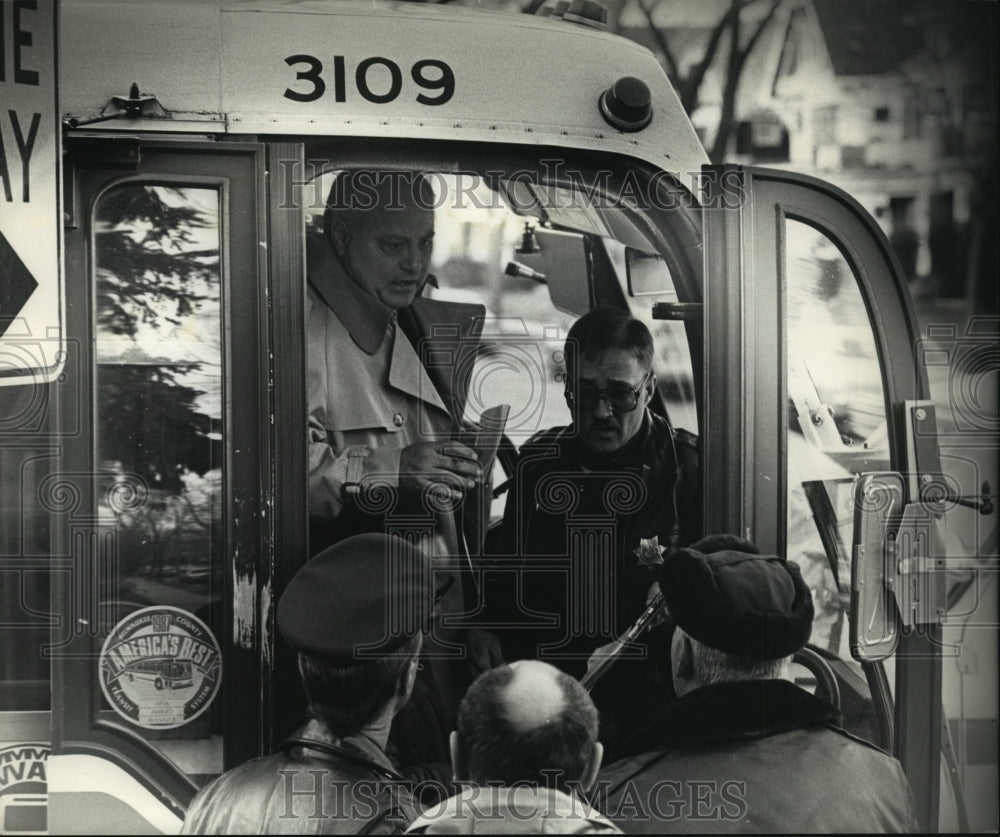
[285,718,401,779]
[306,233,395,355]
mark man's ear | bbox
[449,730,468,783]
[579,741,604,794]
[329,217,350,257]
[397,650,421,704]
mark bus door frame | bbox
[53,138,306,810]
[702,164,942,830]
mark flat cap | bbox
[277,533,433,665]
[660,535,813,659]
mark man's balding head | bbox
[451,660,603,793]
[501,660,570,733]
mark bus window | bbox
[784,218,889,666]
[301,165,701,541]
[93,184,224,782]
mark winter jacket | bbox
[596,679,920,833]
[181,720,418,834]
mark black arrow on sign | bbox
[0,231,39,339]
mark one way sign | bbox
[1,0,63,385]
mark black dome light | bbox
[599,76,652,132]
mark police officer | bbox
[181,534,432,834]
[598,535,920,833]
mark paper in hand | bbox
[473,403,510,477]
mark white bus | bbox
[0,1,994,832]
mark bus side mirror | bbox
[625,248,673,297]
[512,228,591,317]
[850,472,905,662]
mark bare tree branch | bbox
[738,0,782,70]
[638,0,681,83]
[685,2,741,113]
[710,0,783,162]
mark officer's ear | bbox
[396,636,423,704]
[449,730,468,783]
[643,370,656,404]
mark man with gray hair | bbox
[405,660,620,834]
[597,535,920,833]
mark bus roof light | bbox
[564,0,608,29]
[599,76,652,132]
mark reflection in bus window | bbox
[93,184,224,781]
[785,218,888,665]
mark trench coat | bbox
[306,234,485,558]
[304,235,486,796]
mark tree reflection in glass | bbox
[94,184,223,615]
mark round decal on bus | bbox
[99,606,222,730]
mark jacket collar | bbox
[306,233,395,355]
[407,785,619,834]
[618,679,842,758]
[285,719,401,780]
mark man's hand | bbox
[399,440,482,503]
[465,628,504,675]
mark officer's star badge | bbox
[634,535,666,568]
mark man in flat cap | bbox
[597,534,919,834]
[181,534,432,834]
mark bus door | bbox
[39,140,292,833]
[701,165,945,830]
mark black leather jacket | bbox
[181,720,418,835]
[493,410,698,673]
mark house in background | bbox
[617,0,997,303]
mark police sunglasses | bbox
[565,370,652,413]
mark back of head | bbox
[456,660,600,793]
[565,307,654,376]
[277,533,432,737]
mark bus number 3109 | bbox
[283,55,455,105]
